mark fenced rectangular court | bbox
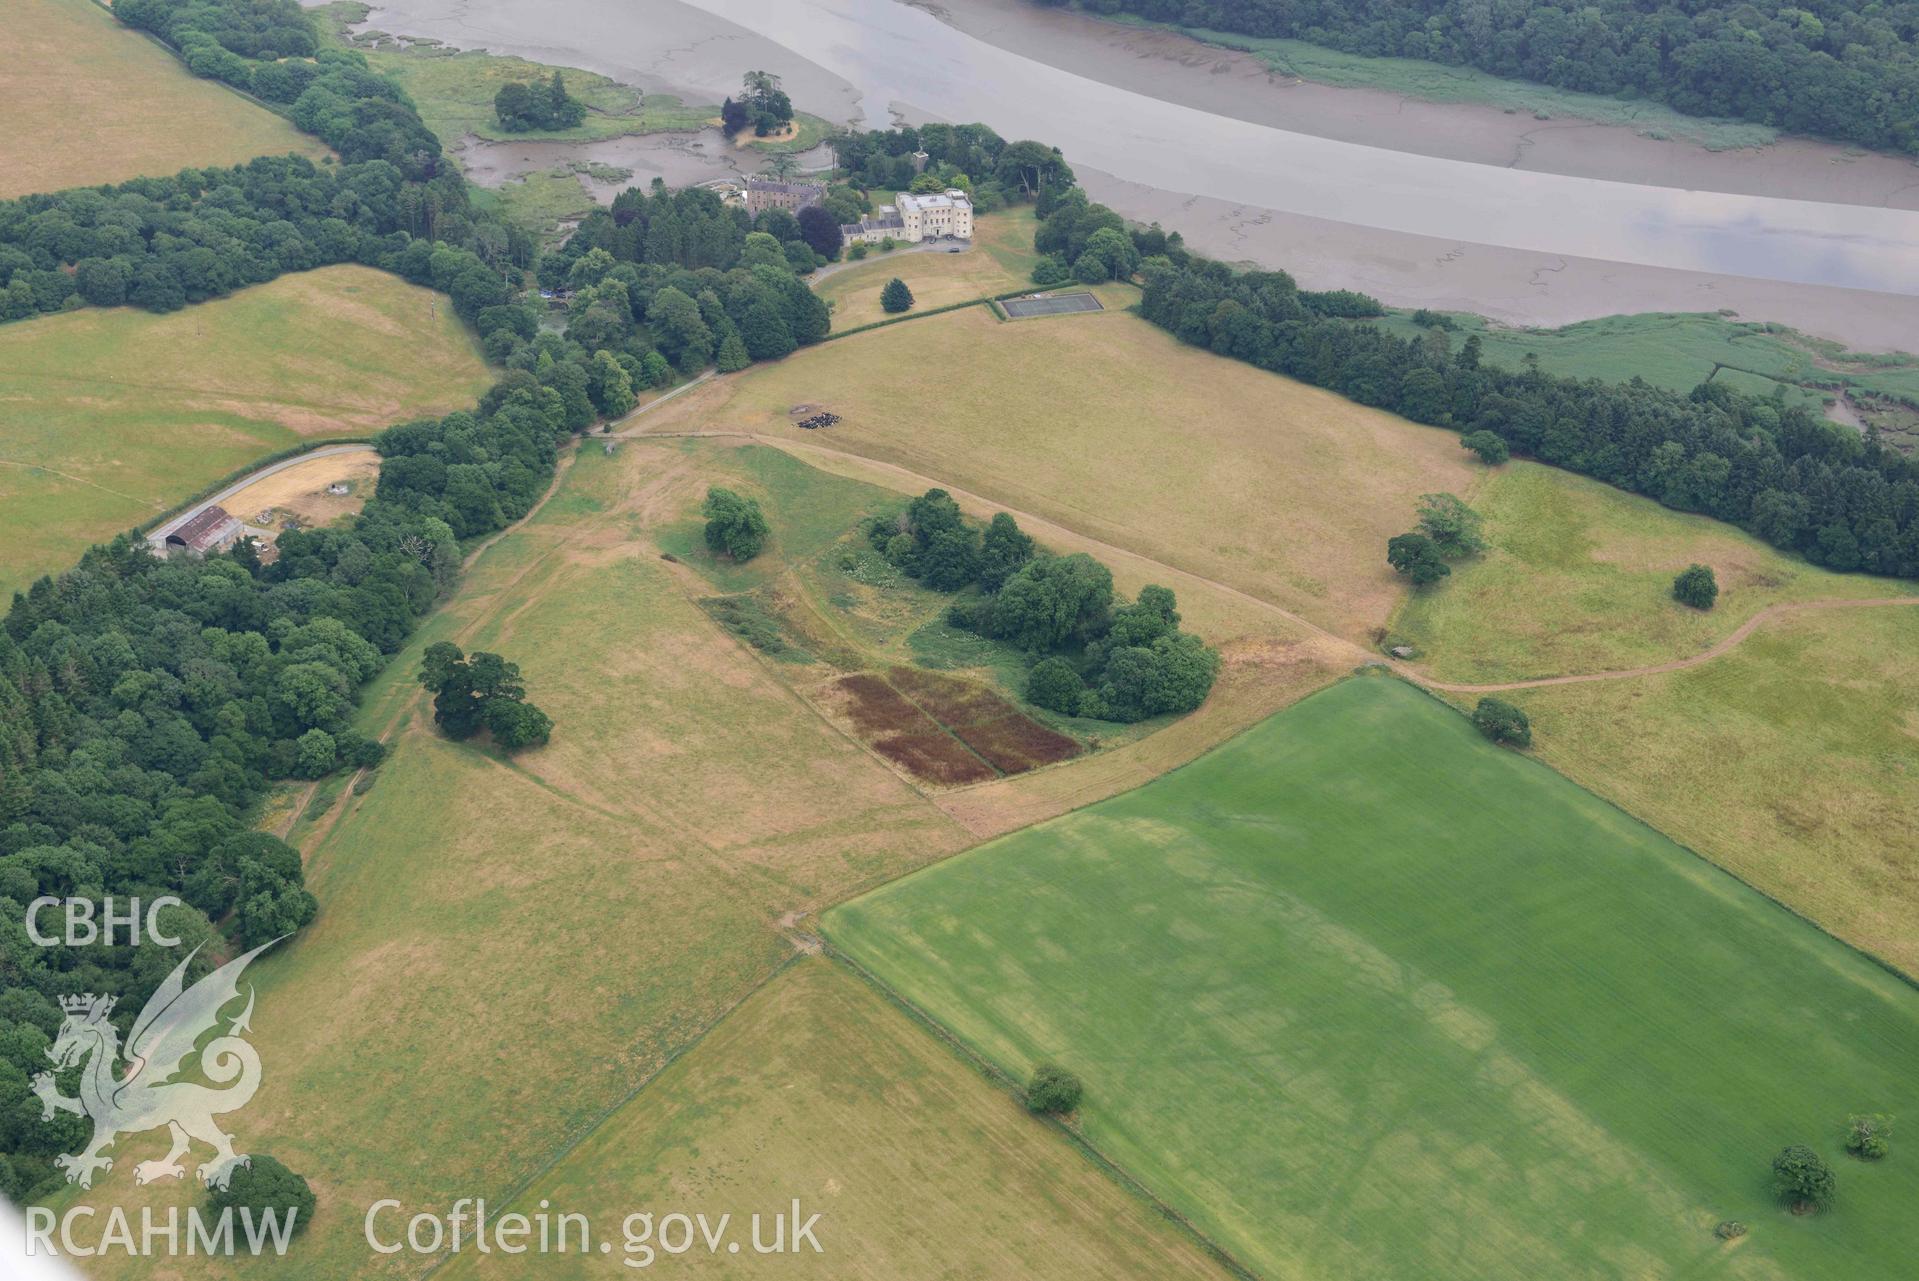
[1001,291,1104,318]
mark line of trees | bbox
[1134,251,1919,580]
[1047,0,1919,154]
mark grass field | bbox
[815,211,1041,330]
[1369,310,1919,445]
[0,266,489,598]
[826,675,1919,1281]
[432,958,1231,1278]
[1500,604,1919,976]
[36,438,989,1275]
[644,301,1480,642]
[1106,14,1775,150]
[2,0,325,199]
[1388,461,1905,681]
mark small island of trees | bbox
[493,71,587,132]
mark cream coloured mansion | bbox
[839,189,974,246]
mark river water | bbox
[342,0,1919,345]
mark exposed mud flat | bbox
[1084,168,1919,355]
[456,126,831,199]
[942,0,1919,209]
[338,0,1919,348]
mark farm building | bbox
[158,504,242,557]
[744,178,824,215]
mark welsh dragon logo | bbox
[32,939,279,1191]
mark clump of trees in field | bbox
[1772,1144,1836,1212]
[418,643,553,750]
[721,71,793,138]
[1045,0,1919,156]
[703,487,770,561]
[880,278,915,313]
[1472,698,1532,747]
[1137,247,1919,581]
[864,492,1220,723]
[206,1155,316,1235]
[1846,1113,1894,1160]
[494,71,587,132]
[1387,492,1487,586]
[1673,564,1718,610]
[1025,1064,1083,1115]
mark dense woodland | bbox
[0,0,600,1203]
[1052,0,1919,153]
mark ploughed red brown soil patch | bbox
[827,669,1080,786]
[889,667,1081,774]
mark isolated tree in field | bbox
[1025,657,1085,716]
[702,487,770,561]
[880,277,915,313]
[1461,430,1510,465]
[1387,532,1451,586]
[1846,1114,1894,1160]
[206,1155,315,1234]
[1416,493,1487,557]
[1673,563,1718,610]
[1025,1063,1083,1116]
[417,643,551,750]
[1472,697,1532,747]
[1772,1145,1836,1211]
[762,150,801,180]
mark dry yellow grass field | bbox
[642,303,1479,642]
[1496,605,1919,975]
[815,209,1041,329]
[435,958,1233,1279]
[2,0,325,199]
[0,266,489,595]
[222,447,380,540]
[1391,461,1908,681]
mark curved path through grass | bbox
[620,422,1919,694]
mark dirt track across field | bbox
[619,421,1919,696]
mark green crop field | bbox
[433,957,1230,1278]
[1388,461,1906,681]
[0,265,490,598]
[826,676,1919,1281]
[3,0,326,199]
[816,210,1041,330]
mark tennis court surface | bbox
[1002,292,1104,318]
